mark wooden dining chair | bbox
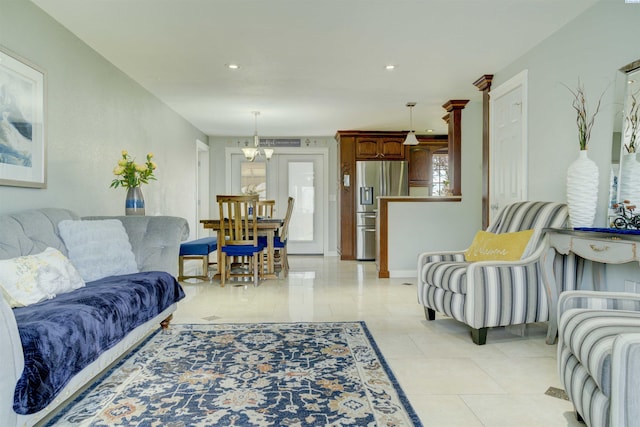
[216,194,265,287]
[256,199,275,218]
[260,197,295,277]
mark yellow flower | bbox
[110,150,158,189]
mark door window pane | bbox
[288,162,314,242]
[241,161,266,199]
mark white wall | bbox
[495,0,640,226]
[0,1,207,239]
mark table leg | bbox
[541,243,559,345]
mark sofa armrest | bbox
[611,332,640,426]
[84,216,189,277]
[0,295,24,427]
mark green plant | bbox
[110,150,157,189]
[563,80,606,150]
[625,90,640,153]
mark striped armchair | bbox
[417,201,569,345]
[558,291,640,427]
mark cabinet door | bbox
[379,138,405,159]
[355,137,380,159]
[409,146,430,186]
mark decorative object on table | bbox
[0,46,46,188]
[610,199,640,229]
[46,322,422,427]
[619,90,640,206]
[110,150,157,215]
[564,80,606,228]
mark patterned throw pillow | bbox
[58,219,139,282]
[464,229,535,262]
[0,247,85,308]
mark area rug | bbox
[47,322,422,426]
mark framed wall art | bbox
[0,46,46,188]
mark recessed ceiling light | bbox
[385,64,395,70]
[227,64,240,70]
[426,129,434,133]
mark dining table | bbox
[200,217,284,280]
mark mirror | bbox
[610,59,640,227]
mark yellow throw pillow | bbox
[464,229,535,262]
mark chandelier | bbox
[242,111,274,161]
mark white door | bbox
[489,70,528,222]
[275,154,324,254]
[226,148,327,255]
[196,140,210,238]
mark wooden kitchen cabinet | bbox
[408,136,448,187]
[355,136,405,160]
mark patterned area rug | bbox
[47,322,422,426]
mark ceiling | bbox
[31,0,601,138]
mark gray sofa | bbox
[0,208,189,427]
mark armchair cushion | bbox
[464,229,534,262]
[422,261,469,294]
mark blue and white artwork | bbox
[0,80,34,167]
[0,47,45,188]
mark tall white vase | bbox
[566,150,599,228]
[619,152,640,206]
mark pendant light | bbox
[241,111,274,161]
[403,102,419,145]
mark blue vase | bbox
[125,186,145,216]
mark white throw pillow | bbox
[58,219,139,282]
[0,247,86,308]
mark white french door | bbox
[274,154,324,254]
[226,148,327,255]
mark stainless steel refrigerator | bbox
[355,160,409,260]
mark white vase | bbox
[566,150,599,228]
[619,152,640,206]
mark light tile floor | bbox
[174,256,582,427]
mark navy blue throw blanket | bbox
[12,271,185,415]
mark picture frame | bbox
[0,46,46,188]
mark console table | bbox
[541,228,640,344]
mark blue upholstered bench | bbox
[178,237,217,281]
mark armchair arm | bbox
[417,250,467,267]
[611,333,640,426]
[464,246,547,329]
[558,291,640,317]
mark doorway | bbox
[196,140,210,238]
[226,147,328,255]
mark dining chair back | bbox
[216,194,265,287]
[256,199,275,218]
[275,197,295,276]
